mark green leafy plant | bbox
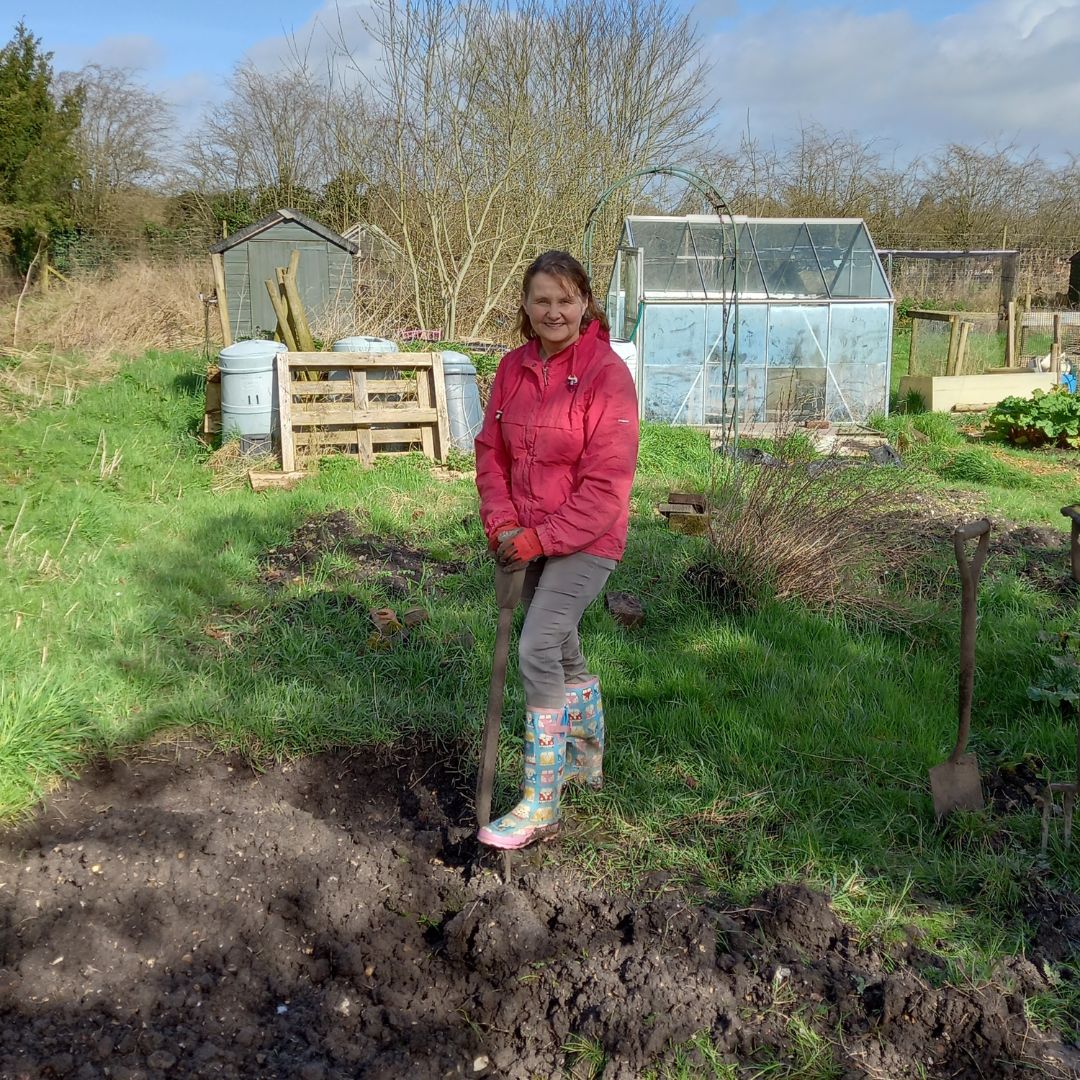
[1028,631,1080,720]
[987,388,1080,449]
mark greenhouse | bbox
[604,216,894,427]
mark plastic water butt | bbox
[218,339,287,454]
[610,340,638,385]
[330,336,407,450]
[329,336,400,394]
[331,336,397,354]
[441,351,483,451]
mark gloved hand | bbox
[497,527,543,570]
[488,522,519,553]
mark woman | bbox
[474,250,639,850]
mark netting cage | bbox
[605,216,894,427]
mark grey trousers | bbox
[519,552,615,710]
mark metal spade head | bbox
[930,752,985,819]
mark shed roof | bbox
[209,208,359,255]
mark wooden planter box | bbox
[899,372,1058,413]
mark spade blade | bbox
[930,753,985,819]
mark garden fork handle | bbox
[476,565,525,828]
[951,519,991,764]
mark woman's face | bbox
[522,271,589,357]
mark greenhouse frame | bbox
[604,215,894,428]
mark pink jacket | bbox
[475,319,640,561]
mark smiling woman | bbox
[473,250,640,850]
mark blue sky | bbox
[12,0,1080,161]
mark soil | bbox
[2,741,1079,1080]
[260,511,468,597]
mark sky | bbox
[11,0,1080,164]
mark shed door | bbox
[247,240,330,338]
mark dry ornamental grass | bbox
[0,259,212,415]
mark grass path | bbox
[1,350,1078,1036]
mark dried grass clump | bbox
[2,258,209,361]
[205,440,277,493]
[691,438,917,619]
[0,259,211,414]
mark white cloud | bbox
[702,0,1080,161]
[241,1,379,80]
[55,33,167,74]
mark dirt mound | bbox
[260,510,468,596]
[0,741,1077,1079]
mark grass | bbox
[1,348,1079,1056]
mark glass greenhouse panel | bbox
[826,363,887,421]
[767,367,826,420]
[618,247,641,340]
[639,304,708,422]
[767,305,829,367]
[629,219,698,296]
[749,223,829,298]
[826,303,891,419]
[808,223,890,298]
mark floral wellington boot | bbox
[477,706,568,850]
[563,676,604,791]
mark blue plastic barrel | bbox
[330,337,408,451]
[218,340,287,453]
[441,351,483,451]
[331,336,397,353]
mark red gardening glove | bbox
[488,521,519,553]
[496,526,543,570]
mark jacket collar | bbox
[522,318,607,374]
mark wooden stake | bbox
[945,314,961,375]
[281,253,316,352]
[1006,301,1016,368]
[211,253,233,347]
[950,320,972,376]
[265,277,298,351]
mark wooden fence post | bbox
[211,253,233,347]
[946,314,961,375]
[950,320,973,376]
[1006,301,1016,367]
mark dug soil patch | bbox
[260,510,468,596]
[1,742,1078,1080]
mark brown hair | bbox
[516,250,609,341]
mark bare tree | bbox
[917,141,1044,248]
[185,61,343,210]
[341,0,714,338]
[56,65,173,215]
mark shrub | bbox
[987,388,1080,449]
[691,441,916,618]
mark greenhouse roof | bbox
[620,215,892,301]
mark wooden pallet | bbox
[202,368,221,443]
[276,351,451,471]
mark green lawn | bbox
[1,349,1078,1037]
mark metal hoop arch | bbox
[581,166,741,454]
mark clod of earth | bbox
[605,591,645,628]
[0,742,1077,1080]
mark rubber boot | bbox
[477,706,568,850]
[563,676,604,791]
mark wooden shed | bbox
[209,208,358,343]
